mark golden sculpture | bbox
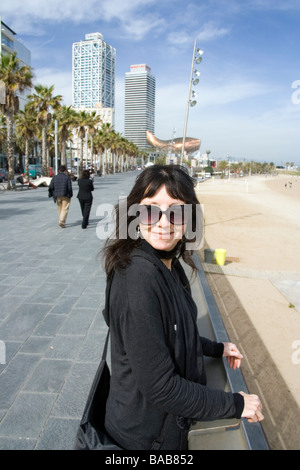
[146,130,201,154]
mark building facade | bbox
[72,32,116,126]
[124,64,155,149]
[0,17,31,110]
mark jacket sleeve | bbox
[48,179,54,198]
[200,336,224,358]
[118,262,243,421]
[67,177,73,197]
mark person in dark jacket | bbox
[48,165,73,228]
[77,169,94,229]
[101,165,264,450]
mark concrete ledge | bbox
[190,253,269,450]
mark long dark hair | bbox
[103,165,201,275]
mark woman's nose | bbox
[158,212,170,227]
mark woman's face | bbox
[138,185,186,252]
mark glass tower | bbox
[0,17,31,110]
[72,33,116,110]
[124,64,155,149]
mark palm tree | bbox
[15,105,37,179]
[127,141,139,169]
[139,150,148,168]
[218,160,228,176]
[85,111,102,170]
[107,129,118,174]
[27,84,62,176]
[114,133,131,172]
[115,135,127,172]
[96,122,113,176]
[93,131,105,175]
[0,52,33,183]
[0,113,6,151]
[54,105,77,166]
[74,110,90,177]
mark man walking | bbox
[49,165,73,228]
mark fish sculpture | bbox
[146,130,201,153]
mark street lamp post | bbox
[180,40,203,166]
[54,119,58,175]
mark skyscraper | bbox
[124,64,155,149]
[72,32,116,124]
[0,17,31,110]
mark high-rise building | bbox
[72,32,116,125]
[0,17,31,109]
[124,64,155,149]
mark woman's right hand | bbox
[239,391,264,423]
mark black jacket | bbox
[77,178,94,200]
[48,172,73,199]
[103,241,244,450]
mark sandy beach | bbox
[196,174,300,450]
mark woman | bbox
[102,165,263,450]
[77,169,94,228]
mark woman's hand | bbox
[239,391,264,422]
[222,342,243,370]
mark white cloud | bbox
[33,68,73,105]
[1,0,162,39]
[200,80,274,107]
[247,0,300,11]
[122,16,166,41]
[167,21,230,46]
[196,22,230,42]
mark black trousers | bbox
[78,198,92,228]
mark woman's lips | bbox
[151,231,174,239]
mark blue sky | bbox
[1,0,300,165]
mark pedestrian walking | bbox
[98,164,263,450]
[48,165,73,228]
[77,169,94,229]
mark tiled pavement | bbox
[0,171,138,450]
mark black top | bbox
[103,241,244,450]
[77,178,94,200]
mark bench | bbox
[9,179,30,190]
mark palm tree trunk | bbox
[6,112,15,184]
[42,126,49,176]
[61,141,66,166]
[70,145,73,174]
[103,148,107,176]
[90,138,94,169]
[79,139,84,177]
[25,139,29,180]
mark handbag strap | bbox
[150,413,174,450]
[102,272,113,361]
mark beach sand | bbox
[196,174,300,450]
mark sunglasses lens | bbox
[169,206,185,225]
[138,205,160,225]
[138,205,187,225]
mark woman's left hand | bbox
[222,342,243,370]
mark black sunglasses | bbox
[138,204,188,226]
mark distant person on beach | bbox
[48,165,73,228]
[77,169,94,229]
[98,164,264,450]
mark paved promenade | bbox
[0,171,138,450]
